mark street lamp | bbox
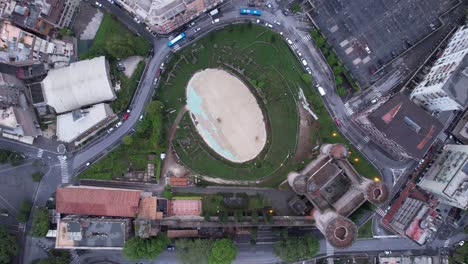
[354,158,359,162]
[373,177,380,182]
[332,132,337,137]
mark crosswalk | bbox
[363,136,370,143]
[375,207,386,217]
[172,44,181,52]
[344,102,354,116]
[356,144,363,151]
[58,155,69,184]
[70,249,80,264]
[36,149,44,158]
[326,240,334,256]
[301,34,312,42]
[444,239,451,247]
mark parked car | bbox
[265,23,273,28]
[107,127,114,133]
[123,113,129,120]
[334,118,341,126]
[167,245,175,251]
[116,121,123,128]
[316,85,326,96]
[273,20,281,26]
[256,19,261,23]
[126,108,131,113]
[282,9,290,16]
[156,68,161,77]
[139,115,144,121]
[194,27,201,33]
[86,162,90,166]
[266,2,272,8]
[107,0,114,4]
[212,18,220,24]
[153,77,158,85]
[95,1,102,7]
[133,17,141,24]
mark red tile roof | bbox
[56,186,141,217]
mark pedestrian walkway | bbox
[363,136,370,143]
[344,102,355,116]
[70,249,80,264]
[301,34,312,43]
[36,149,44,158]
[375,207,386,217]
[444,238,451,247]
[326,240,334,257]
[172,44,181,52]
[58,155,69,184]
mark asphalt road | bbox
[7,0,463,263]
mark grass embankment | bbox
[79,101,164,181]
[80,13,150,112]
[357,219,373,239]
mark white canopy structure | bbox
[42,56,116,113]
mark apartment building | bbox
[116,0,222,34]
[410,24,468,112]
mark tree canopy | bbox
[273,236,319,263]
[31,207,49,237]
[208,239,237,264]
[0,227,19,264]
[175,239,214,264]
[122,234,169,260]
[17,200,32,223]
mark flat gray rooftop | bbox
[67,220,126,248]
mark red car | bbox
[334,118,341,126]
[156,68,161,77]
[123,113,129,120]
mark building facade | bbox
[116,0,222,34]
[410,24,468,112]
[418,144,468,210]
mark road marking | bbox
[36,149,44,158]
[363,136,370,143]
[58,155,69,184]
[356,144,363,151]
[375,207,385,217]
[172,44,181,52]
[326,240,334,256]
[70,249,80,264]
[301,34,311,42]
[344,102,354,116]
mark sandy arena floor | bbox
[186,68,267,163]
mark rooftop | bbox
[368,93,443,160]
[56,103,114,143]
[168,199,202,216]
[56,186,142,218]
[41,56,115,113]
[441,55,468,107]
[56,217,128,249]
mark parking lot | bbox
[308,0,461,88]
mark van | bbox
[301,59,308,66]
[316,85,326,96]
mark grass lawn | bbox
[357,219,373,239]
[79,101,164,180]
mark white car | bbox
[297,51,302,57]
[273,20,281,26]
[107,127,114,133]
[459,241,465,246]
[160,62,165,69]
[139,115,144,121]
[301,59,308,66]
[316,85,326,96]
[107,0,114,4]
[266,3,272,8]
[86,162,90,167]
[265,23,273,28]
[116,121,123,128]
[212,18,220,24]
[95,1,102,7]
[194,27,201,33]
[280,32,283,36]
[256,19,260,24]
[189,22,195,27]
[286,38,293,45]
[365,45,371,54]
[153,77,158,84]
[133,17,141,24]
[384,251,392,255]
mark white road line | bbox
[326,240,334,256]
[363,136,370,143]
[356,144,363,151]
[37,149,44,158]
[375,207,385,217]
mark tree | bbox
[162,185,172,199]
[251,210,259,223]
[333,65,343,76]
[0,227,19,264]
[327,53,338,66]
[208,239,237,264]
[290,3,301,13]
[452,243,468,264]
[17,200,32,223]
[219,211,228,223]
[270,35,276,43]
[175,239,213,264]
[33,250,70,264]
[32,171,44,182]
[31,207,49,237]
[273,236,319,263]
[336,86,347,97]
[335,75,343,85]
[122,135,133,145]
[122,234,169,260]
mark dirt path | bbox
[160,106,189,185]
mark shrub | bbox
[31,207,49,237]
[32,171,44,182]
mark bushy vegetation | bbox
[31,207,49,237]
[122,234,169,260]
[0,227,19,264]
[79,100,164,180]
[80,14,150,60]
[32,171,44,182]
[0,149,25,166]
[111,61,146,112]
[17,200,32,223]
[450,242,468,264]
[273,235,319,263]
[208,239,237,264]
[310,29,360,93]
